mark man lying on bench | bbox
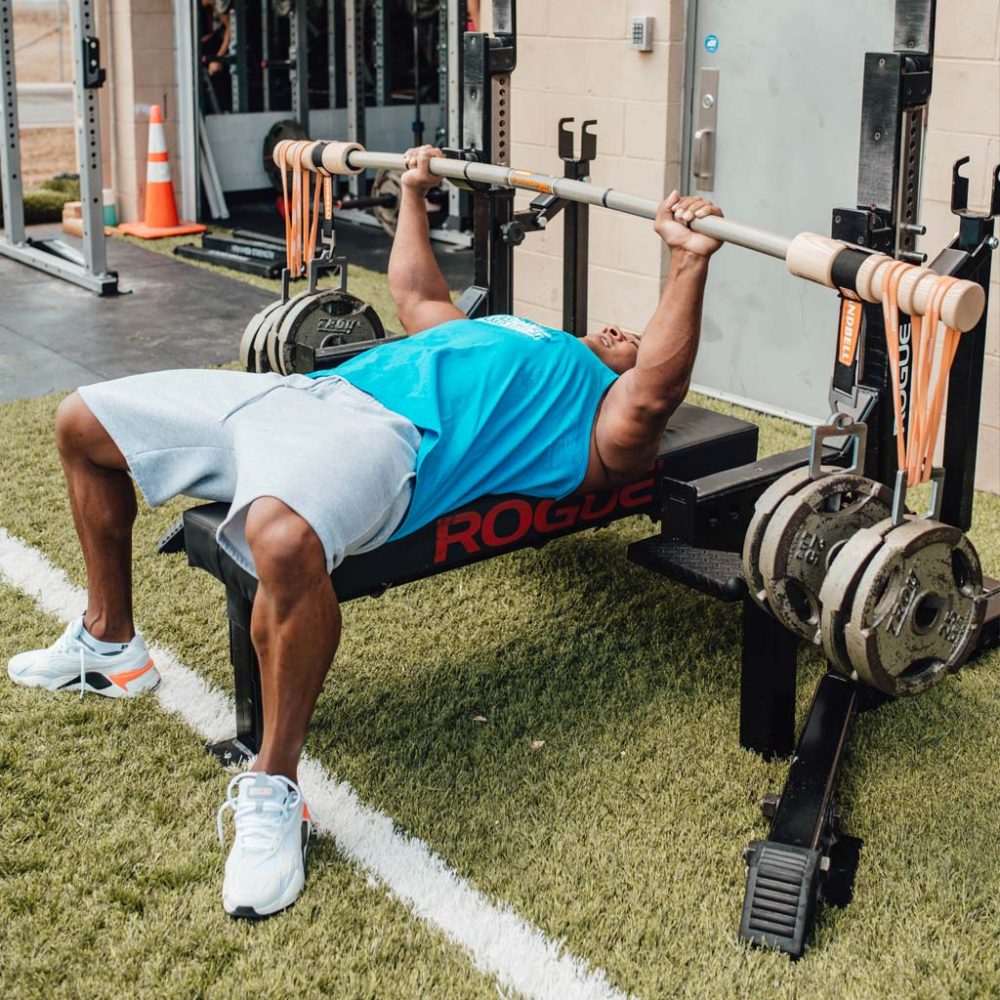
[8,145,724,919]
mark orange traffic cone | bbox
[119,105,206,239]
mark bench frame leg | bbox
[206,589,263,766]
[739,671,864,957]
[739,598,798,759]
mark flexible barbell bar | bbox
[273,140,987,332]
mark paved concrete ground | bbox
[226,197,474,292]
[0,215,473,402]
[0,232,273,401]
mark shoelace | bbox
[47,618,89,701]
[59,617,137,701]
[216,773,303,852]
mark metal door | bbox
[685,1,896,421]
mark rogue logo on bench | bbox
[433,478,654,563]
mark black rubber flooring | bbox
[0,232,274,402]
[225,196,474,292]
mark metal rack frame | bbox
[0,0,117,295]
[629,0,1000,957]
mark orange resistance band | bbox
[276,141,326,277]
[881,268,963,487]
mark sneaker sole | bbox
[8,660,161,698]
[224,868,306,920]
[223,821,310,920]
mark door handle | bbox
[693,128,715,179]
[693,68,719,191]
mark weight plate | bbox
[266,296,304,374]
[239,305,269,372]
[241,299,283,373]
[819,518,898,675]
[742,467,814,611]
[271,288,324,374]
[275,289,386,375]
[372,169,402,238]
[268,290,315,373]
[843,519,985,697]
[262,119,308,193]
[760,473,894,643]
[252,299,287,374]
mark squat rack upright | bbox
[0,0,117,295]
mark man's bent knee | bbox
[245,498,328,582]
[55,392,127,470]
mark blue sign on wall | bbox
[704,33,719,53]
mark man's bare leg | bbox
[244,497,341,782]
[54,393,137,643]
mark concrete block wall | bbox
[100,0,182,223]
[508,1,685,336]
[508,0,997,493]
[919,0,999,492]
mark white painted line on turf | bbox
[0,528,636,1000]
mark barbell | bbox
[272,139,987,333]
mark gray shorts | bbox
[78,369,421,577]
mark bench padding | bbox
[182,401,757,604]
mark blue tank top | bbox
[306,315,618,539]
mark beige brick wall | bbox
[508,0,998,493]
[101,0,182,223]
[919,0,999,493]
[509,1,685,335]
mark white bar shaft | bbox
[345,150,792,260]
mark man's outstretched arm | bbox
[388,145,464,334]
[590,192,724,484]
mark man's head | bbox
[582,325,641,375]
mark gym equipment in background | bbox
[175,231,287,278]
[0,0,118,294]
[196,1,473,242]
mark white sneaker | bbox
[217,771,311,919]
[7,616,159,698]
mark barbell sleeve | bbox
[281,140,986,332]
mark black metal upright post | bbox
[290,0,310,135]
[739,598,798,759]
[829,0,936,490]
[461,2,516,314]
[345,0,366,198]
[939,164,999,530]
[229,0,249,114]
[559,118,596,337]
[409,0,424,145]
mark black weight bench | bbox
[165,401,757,763]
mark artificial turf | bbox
[1,251,999,998]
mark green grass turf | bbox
[0,588,500,1000]
[2,386,998,999]
[2,246,999,996]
